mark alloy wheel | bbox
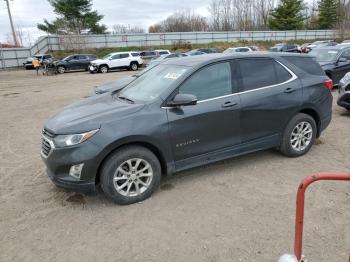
[290,121,313,152]
[113,158,153,197]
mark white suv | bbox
[89,52,143,73]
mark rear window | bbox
[282,56,325,76]
[131,53,140,57]
[120,53,129,58]
[158,51,169,55]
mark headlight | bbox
[53,129,99,148]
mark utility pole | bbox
[4,0,19,46]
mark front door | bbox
[166,61,241,163]
[333,49,350,83]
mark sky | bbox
[0,0,212,46]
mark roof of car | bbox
[312,45,350,50]
[162,52,309,67]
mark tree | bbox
[148,10,208,33]
[268,0,306,30]
[112,24,145,34]
[37,0,107,34]
[317,0,338,29]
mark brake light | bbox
[323,79,333,90]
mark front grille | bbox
[41,137,52,157]
[41,129,55,157]
[42,128,54,138]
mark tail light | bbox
[323,79,333,90]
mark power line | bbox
[4,0,19,46]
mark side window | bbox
[179,62,232,101]
[111,54,120,60]
[282,56,325,76]
[238,58,277,91]
[78,55,87,60]
[131,53,139,57]
[120,53,129,58]
[340,49,350,60]
[274,61,292,83]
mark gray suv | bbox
[41,53,333,205]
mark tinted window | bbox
[158,51,169,55]
[282,56,325,76]
[179,62,232,101]
[340,49,350,60]
[238,59,277,91]
[120,53,129,58]
[275,62,292,83]
[77,55,87,60]
[88,55,97,60]
[111,54,120,60]
[131,53,139,57]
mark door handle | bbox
[221,101,237,108]
[284,87,296,93]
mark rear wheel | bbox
[100,146,161,205]
[130,62,138,71]
[57,66,65,74]
[280,113,317,157]
[99,65,108,73]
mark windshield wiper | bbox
[118,95,134,104]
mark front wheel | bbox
[57,66,65,74]
[99,65,108,73]
[100,146,161,205]
[130,62,138,71]
[280,113,317,157]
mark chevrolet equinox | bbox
[41,53,333,205]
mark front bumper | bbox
[89,64,98,72]
[337,88,350,109]
[41,139,103,195]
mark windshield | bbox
[63,55,72,61]
[223,49,234,54]
[309,49,340,62]
[118,64,190,102]
[103,54,112,60]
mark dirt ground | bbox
[0,69,349,262]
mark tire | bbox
[99,65,108,73]
[279,113,317,157]
[130,62,138,71]
[100,146,161,205]
[57,66,65,74]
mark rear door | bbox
[237,58,302,144]
[119,53,131,67]
[167,61,241,163]
[77,55,90,70]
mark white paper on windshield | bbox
[163,69,186,80]
[328,51,338,54]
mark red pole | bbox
[294,172,350,261]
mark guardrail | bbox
[279,172,350,262]
[0,29,349,69]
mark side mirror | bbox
[167,94,197,107]
[338,57,347,63]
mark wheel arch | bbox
[299,108,321,137]
[99,64,109,69]
[130,60,139,66]
[95,140,168,186]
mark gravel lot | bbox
[0,69,349,262]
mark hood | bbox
[94,76,136,95]
[45,93,144,134]
[91,59,106,64]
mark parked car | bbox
[140,50,171,64]
[249,46,260,51]
[56,54,96,73]
[269,43,301,53]
[342,39,350,44]
[192,48,220,54]
[307,40,337,51]
[223,47,253,54]
[89,52,143,73]
[309,45,350,85]
[155,49,171,55]
[185,50,206,56]
[337,72,350,110]
[41,53,332,205]
[23,54,54,69]
[147,53,188,68]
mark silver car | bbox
[337,72,350,110]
